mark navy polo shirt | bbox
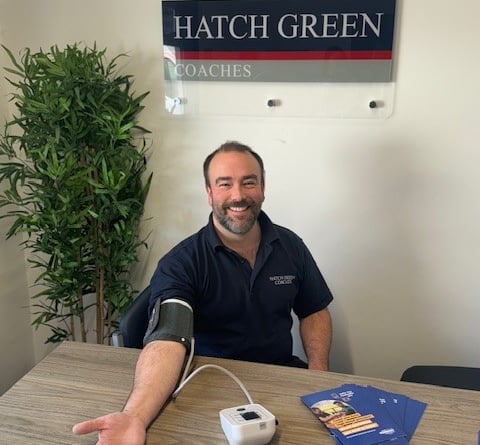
[149,211,333,366]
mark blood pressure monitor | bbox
[219,403,276,445]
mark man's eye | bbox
[243,181,257,187]
[218,183,231,188]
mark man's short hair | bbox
[203,141,265,187]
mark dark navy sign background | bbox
[162,0,397,82]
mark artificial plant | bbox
[0,43,151,344]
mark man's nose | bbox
[230,183,245,201]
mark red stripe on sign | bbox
[177,50,392,61]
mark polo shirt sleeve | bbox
[149,248,197,315]
[293,240,333,319]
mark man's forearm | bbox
[299,308,332,371]
[122,340,186,428]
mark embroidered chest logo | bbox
[269,275,296,285]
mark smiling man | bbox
[73,141,333,445]
[205,146,265,264]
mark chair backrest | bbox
[401,365,480,391]
[115,286,151,348]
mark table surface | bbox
[1,341,480,444]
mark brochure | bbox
[365,385,427,441]
[301,384,426,445]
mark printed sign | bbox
[162,0,396,83]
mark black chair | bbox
[112,286,151,348]
[400,365,480,391]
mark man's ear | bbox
[205,185,213,205]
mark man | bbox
[73,141,333,444]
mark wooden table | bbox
[1,342,480,444]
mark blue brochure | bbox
[366,385,427,441]
[301,384,426,445]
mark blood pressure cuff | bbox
[143,298,193,353]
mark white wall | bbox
[0,0,479,383]
[0,217,34,394]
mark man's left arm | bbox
[299,308,332,371]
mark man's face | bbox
[206,151,265,235]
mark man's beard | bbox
[213,199,262,235]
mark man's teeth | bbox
[229,206,248,212]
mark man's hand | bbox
[72,411,147,445]
[72,341,187,445]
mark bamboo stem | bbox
[97,266,105,344]
[70,315,76,342]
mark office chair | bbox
[400,365,480,391]
[112,286,151,348]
